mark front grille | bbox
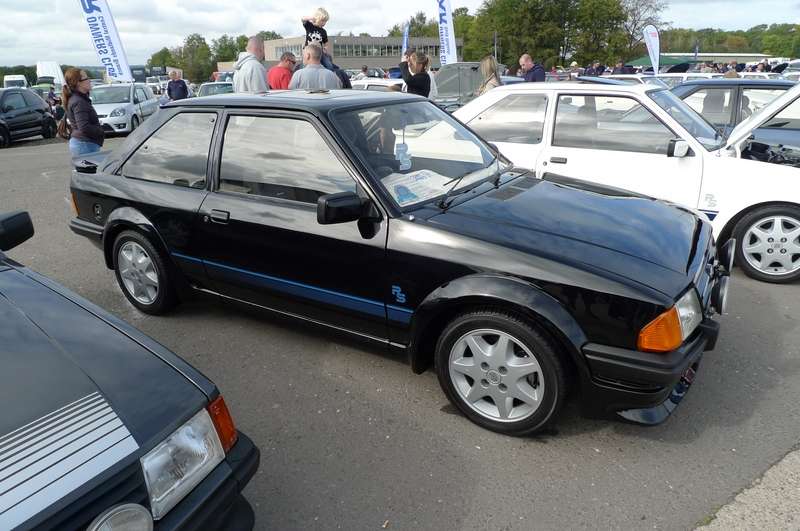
[96,114,107,118]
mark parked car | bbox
[197,81,234,97]
[0,210,259,529]
[69,91,730,435]
[454,81,800,283]
[145,75,162,94]
[654,72,723,88]
[605,74,670,88]
[0,87,56,148]
[671,78,794,134]
[386,67,403,79]
[739,72,786,81]
[91,83,159,134]
[351,78,404,91]
[349,67,386,79]
[3,74,28,88]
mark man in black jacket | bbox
[167,71,189,101]
[519,54,545,82]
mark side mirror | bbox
[317,191,369,225]
[0,211,34,251]
[667,138,691,158]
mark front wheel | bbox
[0,127,9,148]
[130,114,140,133]
[42,118,56,139]
[112,230,177,314]
[734,205,800,283]
[435,310,567,436]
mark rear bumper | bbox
[156,431,260,530]
[580,319,719,424]
[69,217,103,250]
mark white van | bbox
[3,75,28,88]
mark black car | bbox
[0,211,259,529]
[69,91,732,436]
[0,87,57,148]
[672,79,797,162]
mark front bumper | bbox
[580,319,719,424]
[99,114,131,133]
[156,431,260,530]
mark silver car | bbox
[90,83,158,134]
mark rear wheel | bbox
[734,205,800,283]
[435,310,567,436]
[112,230,177,314]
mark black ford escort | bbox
[0,212,259,529]
[69,90,733,436]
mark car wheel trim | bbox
[448,328,544,423]
[742,215,800,276]
[118,241,159,305]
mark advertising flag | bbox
[643,24,660,74]
[402,23,410,56]
[437,0,458,65]
[78,0,134,82]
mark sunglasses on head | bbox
[79,77,90,82]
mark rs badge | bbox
[391,285,406,304]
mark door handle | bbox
[209,209,230,224]
[550,157,568,164]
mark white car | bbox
[605,74,670,88]
[654,72,723,88]
[197,81,234,97]
[91,83,159,134]
[454,82,800,283]
[739,72,786,81]
[351,78,404,92]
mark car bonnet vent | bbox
[487,187,524,201]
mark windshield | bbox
[5,80,26,88]
[333,101,506,210]
[91,86,130,104]
[146,77,159,83]
[648,89,725,151]
[198,83,233,97]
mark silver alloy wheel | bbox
[117,241,159,305]
[448,328,544,423]
[742,215,800,276]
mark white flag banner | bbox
[437,0,458,65]
[643,24,660,74]
[79,0,133,82]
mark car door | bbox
[134,86,150,118]
[194,111,389,341]
[535,92,704,208]
[1,92,33,137]
[21,90,47,131]
[464,91,551,170]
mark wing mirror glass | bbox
[667,138,691,158]
[317,191,370,225]
[0,211,34,251]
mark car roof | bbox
[167,89,426,111]
[675,78,795,88]
[491,81,653,94]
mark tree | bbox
[620,0,666,60]
[572,0,627,65]
[388,12,439,38]
[236,34,249,52]
[211,35,239,64]
[257,30,283,42]
[178,33,213,82]
[147,47,173,69]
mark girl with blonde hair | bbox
[477,55,502,96]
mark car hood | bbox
[0,266,208,446]
[427,175,703,296]
[92,102,131,115]
[726,81,800,148]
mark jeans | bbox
[321,52,334,71]
[69,138,101,157]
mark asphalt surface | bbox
[1,136,799,530]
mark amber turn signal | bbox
[637,306,682,353]
[207,396,238,453]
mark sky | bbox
[1,0,797,66]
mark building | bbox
[264,36,463,70]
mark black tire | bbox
[130,115,139,133]
[42,118,56,139]
[112,230,177,314]
[435,309,567,436]
[0,127,9,148]
[733,204,800,284]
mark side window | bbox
[121,112,216,187]
[763,98,800,130]
[219,116,356,203]
[468,94,548,144]
[3,93,27,111]
[135,88,147,103]
[553,95,674,154]
[682,88,734,127]
[741,88,787,120]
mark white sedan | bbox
[454,82,800,283]
[91,83,159,134]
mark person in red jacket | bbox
[268,52,297,90]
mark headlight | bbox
[638,289,703,353]
[140,409,224,519]
[109,107,127,117]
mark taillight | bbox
[637,306,682,353]
[207,395,238,453]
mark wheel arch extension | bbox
[718,201,800,245]
[102,207,172,270]
[407,275,589,377]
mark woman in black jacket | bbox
[400,52,431,98]
[63,68,104,157]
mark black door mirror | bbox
[0,211,34,251]
[317,192,369,225]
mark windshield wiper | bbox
[437,156,501,210]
